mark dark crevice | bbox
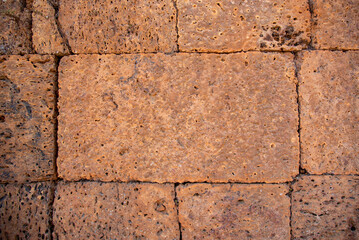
[15,172,359,185]
[53,56,61,180]
[48,55,61,240]
[48,181,57,240]
[55,178,294,185]
[47,0,73,54]
[293,52,303,177]
[174,183,182,240]
[299,167,308,174]
[171,0,180,52]
[287,182,294,240]
[20,49,359,57]
[307,0,315,50]
[26,0,35,53]
[2,172,358,185]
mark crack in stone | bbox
[171,0,180,52]
[174,183,183,240]
[307,0,315,50]
[46,0,73,54]
[293,52,306,175]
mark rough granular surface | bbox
[53,182,179,239]
[32,0,70,55]
[292,175,359,240]
[1,0,358,238]
[299,51,359,174]
[177,184,290,239]
[0,0,33,55]
[312,0,359,50]
[0,182,53,239]
[58,0,177,53]
[178,0,310,52]
[0,55,56,182]
[58,53,299,183]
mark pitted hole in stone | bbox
[154,199,166,212]
[259,24,307,48]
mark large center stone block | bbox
[58,53,299,183]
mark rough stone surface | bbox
[177,184,290,239]
[32,0,70,55]
[53,182,179,239]
[58,53,299,183]
[0,0,33,54]
[299,51,359,174]
[0,182,53,239]
[0,55,56,182]
[292,175,359,239]
[58,0,177,54]
[178,0,310,52]
[312,0,359,50]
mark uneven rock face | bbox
[0,182,53,239]
[58,53,299,183]
[299,51,359,174]
[177,184,290,239]
[312,0,359,50]
[58,0,177,54]
[32,0,69,55]
[292,175,359,239]
[0,0,33,54]
[0,55,56,182]
[178,0,310,52]
[53,182,179,239]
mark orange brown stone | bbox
[58,53,299,183]
[0,182,53,239]
[299,51,359,174]
[178,0,311,52]
[32,0,70,55]
[292,175,359,239]
[53,182,179,239]
[0,55,56,182]
[58,0,177,54]
[0,0,33,54]
[177,183,290,239]
[312,0,359,50]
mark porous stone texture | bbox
[58,0,177,54]
[0,55,56,182]
[0,0,33,54]
[312,0,359,50]
[0,182,53,239]
[32,0,70,55]
[299,51,359,174]
[58,53,299,183]
[292,175,359,239]
[53,182,179,239]
[178,0,310,52]
[177,184,290,239]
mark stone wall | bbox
[0,0,358,239]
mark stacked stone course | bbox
[0,0,357,239]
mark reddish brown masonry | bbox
[0,0,358,239]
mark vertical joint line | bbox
[50,55,62,240]
[49,181,57,240]
[287,182,294,240]
[172,0,180,52]
[174,183,182,240]
[53,56,61,180]
[293,53,303,174]
[307,0,314,49]
[26,0,35,53]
